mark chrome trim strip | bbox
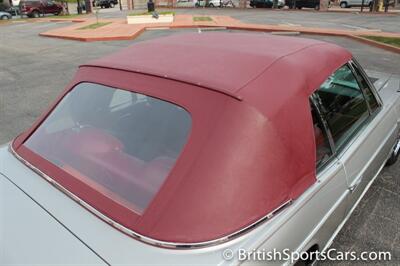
[310,94,336,155]
[393,138,400,156]
[9,144,292,249]
[350,59,383,107]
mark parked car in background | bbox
[250,0,284,8]
[93,0,117,8]
[339,0,372,8]
[6,6,20,15]
[176,0,195,7]
[2,33,400,265]
[19,0,62,17]
[0,0,20,15]
[286,0,328,9]
[195,0,222,7]
[0,10,12,19]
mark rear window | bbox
[25,83,191,214]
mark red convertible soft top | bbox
[13,33,352,245]
[84,32,350,100]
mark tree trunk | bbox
[77,0,82,14]
[86,0,92,13]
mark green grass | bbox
[362,35,400,48]
[193,16,212,22]
[128,11,175,16]
[78,21,111,30]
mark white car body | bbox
[340,0,372,7]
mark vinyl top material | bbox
[84,32,352,100]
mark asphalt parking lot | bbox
[0,12,399,264]
[97,7,400,33]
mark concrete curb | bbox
[48,19,86,23]
[39,27,145,42]
[347,35,400,54]
[222,25,400,53]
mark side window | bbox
[351,62,380,112]
[314,64,369,151]
[310,100,333,168]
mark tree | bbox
[0,0,11,11]
[85,0,92,13]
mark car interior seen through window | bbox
[24,83,192,215]
[313,64,370,151]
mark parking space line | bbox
[278,23,302,27]
[341,24,367,30]
[7,23,30,27]
[10,20,27,23]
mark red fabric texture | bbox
[13,33,352,243]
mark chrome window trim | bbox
[310,95,336,154]
[310,95,336,173]
[348,62,374,115]
[9,143,292,250]
[349,59,383,108]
